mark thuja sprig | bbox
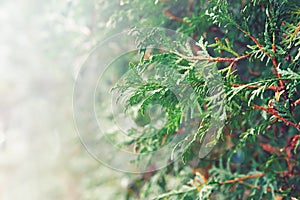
[253,104,300,131]
[237,26,286,88]
[208,37,239,57]
[107,1,300,199]
[172,51,250,63]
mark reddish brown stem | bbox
[163,10,184,22]
[292,98,300,107]
[285,134,300,175]
[219,173,264,185]
[291,98,300,112]
[237,27,285,89]
[231,83,280,92]
[253,104,300,131]
[248,68,261,76]
[271,35,285,89]
[260,142,281,156]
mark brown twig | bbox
[292,98,300,107]
[253,104,300,131]
[285,134,300,175]
[271,34,286,93]
[218,169,298,194]
[231,83,280,92]
[219,173,265,185]
[248,68,261,76]
[290,22,300,42]
[237,27,285,89]
[260,142,282,156]
[290,98,300,112]
[163,10,184,22]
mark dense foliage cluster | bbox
[97,0,300,199]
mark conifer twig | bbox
[237,27,285,89]
[253,104,300,130]
[285,134,300,175]
[163,10,184,22]
[292,98,300,107]
[230,83,280,92]
[173,52,250,63]
[219,173,265,185]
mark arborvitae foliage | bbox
[104,0,300,199]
